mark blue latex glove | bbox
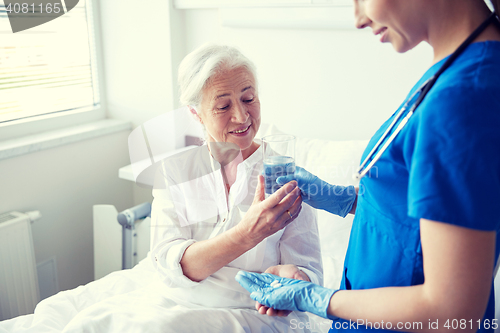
[235,271,337,320]
[277,166,356,217]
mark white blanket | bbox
[0,258,324,333]
[0,259,155,333]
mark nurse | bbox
[236,0,500,332]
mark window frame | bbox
[0,0,107,142]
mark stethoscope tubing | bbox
[354,77,432,180]
[353,13,499,181]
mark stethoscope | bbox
[354,13,500,181]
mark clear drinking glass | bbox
[262,135,296,195]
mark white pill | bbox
[272,283,282,288]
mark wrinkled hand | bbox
[276,166,356,217]
[255,265,310,317]
[236,271,337,319]
[235,175,302,247]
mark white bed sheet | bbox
[0,257,330,333]
[0,258,156,333]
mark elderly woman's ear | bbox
[188,105,203,124]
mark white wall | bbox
[0,131,133,292]
[98,0,188,204]
[95,3,435,205]
[178,6,434,141]
[98,0,175,128]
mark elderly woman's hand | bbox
[255,265,310,317]
[236,271,337,320]
[235,175,302,247]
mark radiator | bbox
[0,211,41,321]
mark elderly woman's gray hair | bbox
[178,44,258,108]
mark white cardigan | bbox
[150,143,323,309]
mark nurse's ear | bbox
[188,105,203,124]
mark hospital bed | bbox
[1,124,498,333]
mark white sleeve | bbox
[279,204,323,286]
[149,167,199,288]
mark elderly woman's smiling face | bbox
[198,66,261,159]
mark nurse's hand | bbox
[277,166,356,217]
[235,271,337,320]
[235,175,302,246]
[255,265,310,317]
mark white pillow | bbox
[256,123,368,289]
[295,138,368,289]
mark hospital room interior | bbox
[1,0,499,332]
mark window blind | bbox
[0,0,100,123]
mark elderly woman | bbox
[58,44,321,333]
[146,44,322,332]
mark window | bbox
[0,0,100,124]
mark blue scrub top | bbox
[330,41,500,332]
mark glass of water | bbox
[262,135,296,195]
